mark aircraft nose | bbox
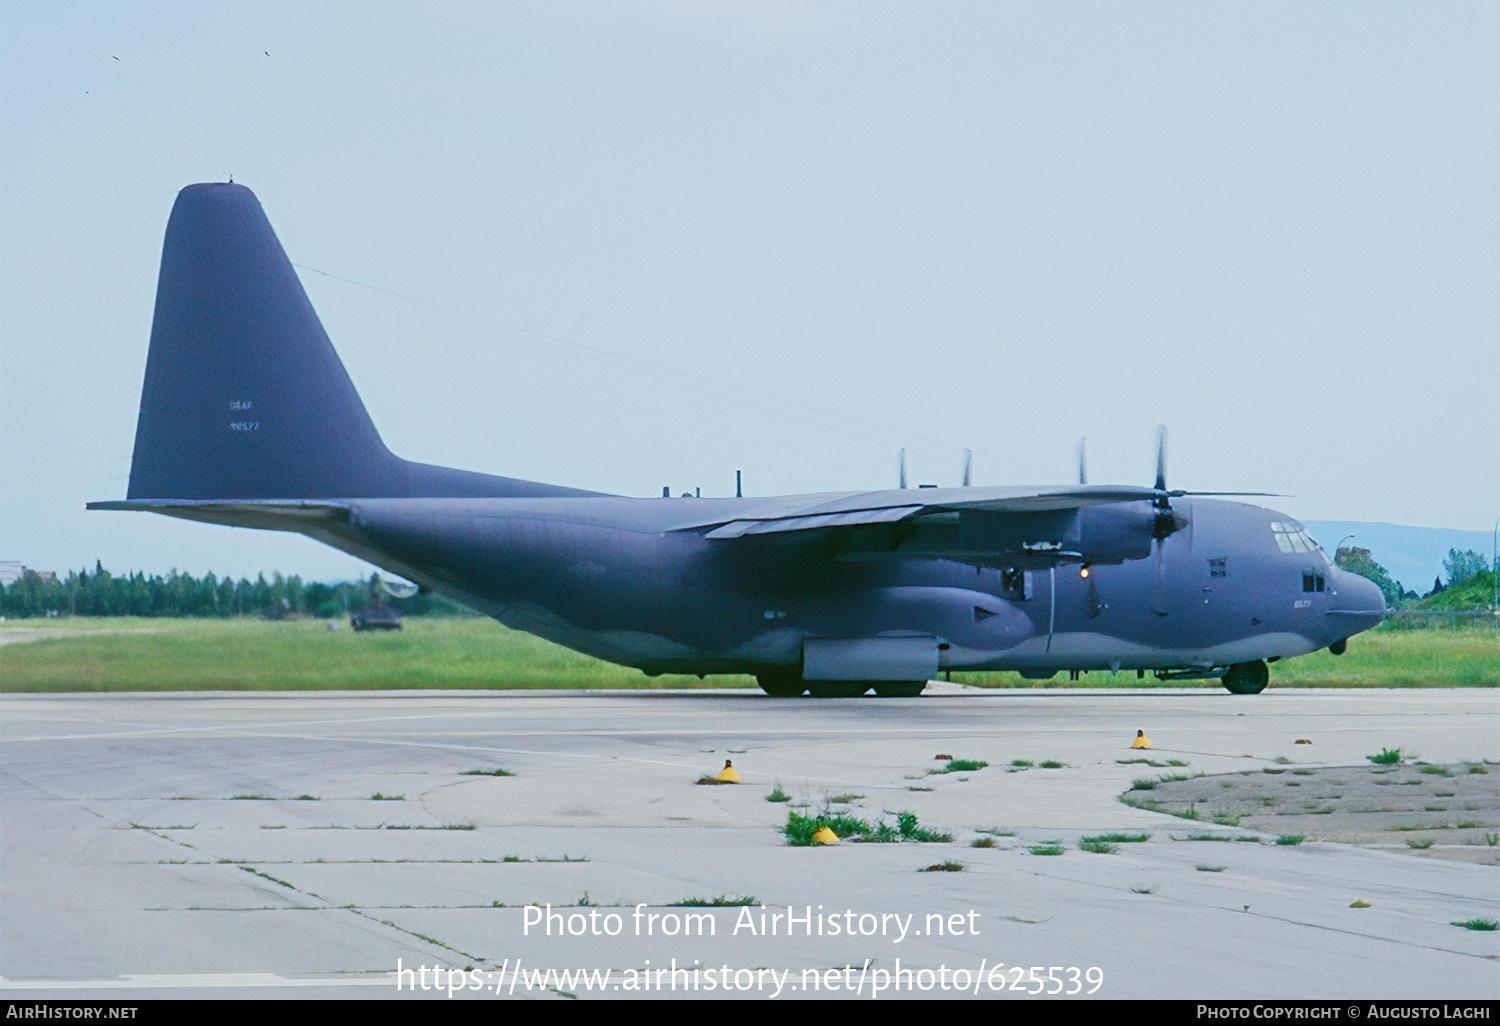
[1327,568,1386,636]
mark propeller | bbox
[1151,424,1188,540]
[1149,425,1176,614]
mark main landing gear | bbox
[761,663,1271,697]
[870,681,927,697]
[1220,659,1269,695]
[755,674,928,698]
[755,671,806,697]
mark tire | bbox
[872,680,927,697]
[806,680,872,698]
[756,672,806,698]
[1221,660,1269,695]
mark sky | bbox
[2,1,1496,583]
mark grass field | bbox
[0,618,744,692]
[0,617,1494,692]
[955,626,1499,689]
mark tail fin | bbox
[126,184,595,501]
[128,183,401,499]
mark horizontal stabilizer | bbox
[87,499,351,532]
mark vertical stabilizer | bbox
[125,183,603,502]
[127,183,402,499]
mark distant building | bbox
[0,563,56,586]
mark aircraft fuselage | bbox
[283,493,1383,679]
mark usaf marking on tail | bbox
[90,184,1385,696]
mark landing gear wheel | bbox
[1221,660,1269,695]
[756,672,806,698]
[806,681,871,698]
[872,680,927,697]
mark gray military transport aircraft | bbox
[90,183,1386,696]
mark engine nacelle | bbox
[958,501,1160,568]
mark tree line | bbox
[1334,546,1495,608]
[4,548,1492,621]
[0,563,473,620]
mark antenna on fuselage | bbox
[1078,439,1088,485]
[898,449,907,490]
[736,470,742,498]
[962,449,973,487]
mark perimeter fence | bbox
[1380,609,1499,632]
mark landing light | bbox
[1080,565,1091,578]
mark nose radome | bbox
[1328,567,1386,636]
[1345,569,1386,611]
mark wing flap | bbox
[704,504,924,539]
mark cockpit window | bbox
[1270,521,1319,555]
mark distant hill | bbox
[1305,521,1494,595]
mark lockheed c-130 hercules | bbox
[90,183,1386,697]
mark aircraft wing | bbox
[674,485,1169,570]
[685,485,1158,538]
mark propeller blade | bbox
[1182,490,1285,497]
[1149,426,1173,611]
[1151,425,1185,539]
[1154,424,1168,499]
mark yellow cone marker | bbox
[716,759,741,783]
[811,826,839,845]
[1130,730,1152,749]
